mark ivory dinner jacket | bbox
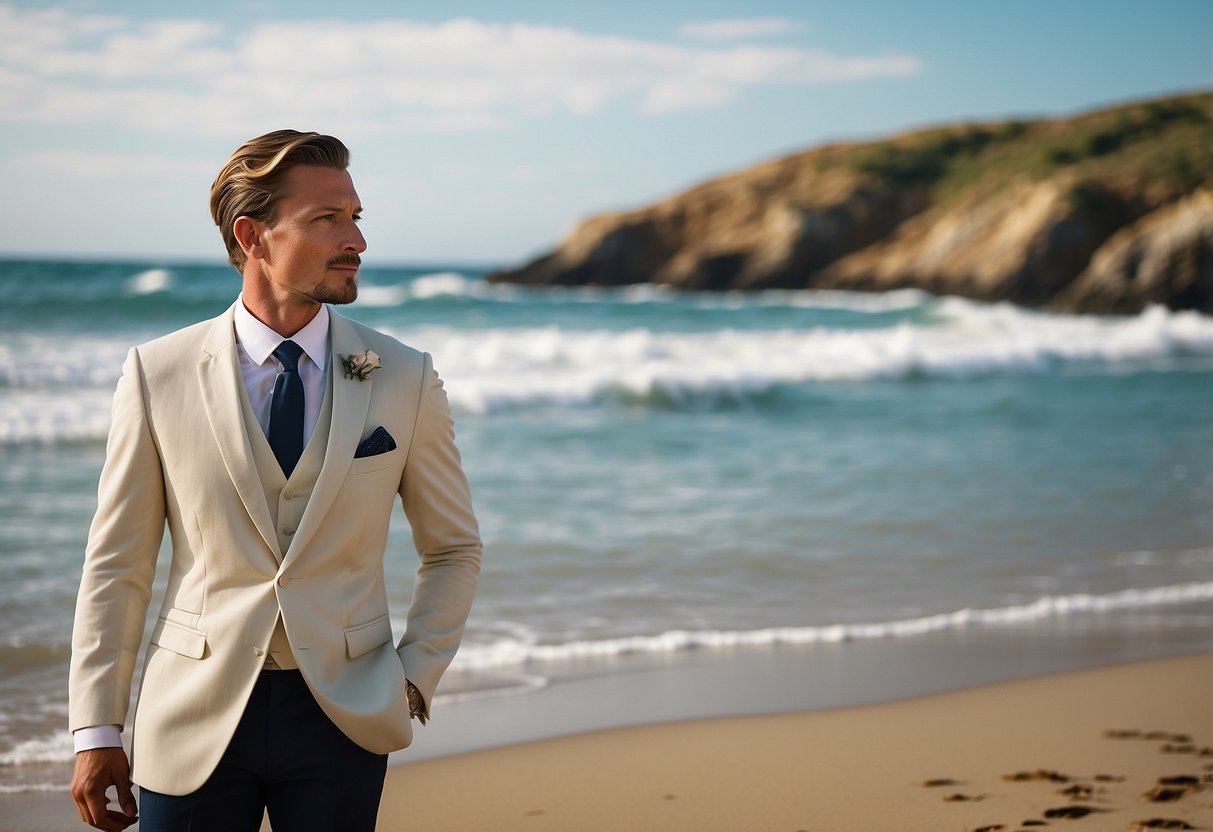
[68,301,482,795]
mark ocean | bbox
[2,258,1212,793]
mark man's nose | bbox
[345,223,367,253]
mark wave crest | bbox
[3,301,1211,442]
[398,303,1213,414]
[451,581,1213,671]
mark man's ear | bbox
[233,216,265,261]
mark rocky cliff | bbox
[488,93,1213,314]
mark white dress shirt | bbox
[74,300,331,754]
[232,299,330,446]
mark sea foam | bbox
[3,301,1211,442]
[449,580,1213,671]
[397,302,1213,414]
[127,268,172,295]
[0,731,73,767]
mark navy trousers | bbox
[138,670,388,832]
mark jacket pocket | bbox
[349,447,402,476]
[344,614,393,659]
[150,617,208,659]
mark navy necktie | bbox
[268,340,305,477]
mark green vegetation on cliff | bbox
[844,92,1212,201]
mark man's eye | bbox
[353,214,362,223]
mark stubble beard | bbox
[308,254,360,305]
[307,276,358,306]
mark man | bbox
[68,130,482,831]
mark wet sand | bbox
[379,652,1211,832]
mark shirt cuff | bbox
[73,725,123,753]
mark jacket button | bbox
[278,575,289,587]
[283,528,295,536]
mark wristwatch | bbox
[406,680,427,725]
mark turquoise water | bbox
[2,258,1212,790]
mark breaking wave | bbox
[451,580,1213,670]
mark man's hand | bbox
[406,680,428,725]
[71,747,138,831]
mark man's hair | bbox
[210,130,350,272]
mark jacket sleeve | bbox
[395,353,482,714]
[69,347,167,732]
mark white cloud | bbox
[677,17,807,41]
[0,5,919,136]
[6,149,214,179]
[641,46,920,114]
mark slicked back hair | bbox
[210,130,350,272]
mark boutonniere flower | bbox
[340,350,381,381]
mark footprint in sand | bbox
[1106,730,1199,747]
[1003,769,1070,783]
[1056,783,1093,800]
[1156,775,1199,787]
[1145,731,1190,742]
[1143,772,1203,802]
[1160,743,1197,754]
[1132,820,1196,830]
[1042,805,1097,819]
[921,778,961,787]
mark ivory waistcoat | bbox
[236,370,334,669]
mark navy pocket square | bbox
[354,426,397,458]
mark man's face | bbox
[255,164,366,305]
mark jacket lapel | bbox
[198,302,283,561]
[283,309,371,565]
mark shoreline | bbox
[3,645,1209,830]
[379,652,1213,831]
[397,607,1213,764]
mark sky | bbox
[0,0,1209,267]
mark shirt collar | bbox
[234,298,330,372]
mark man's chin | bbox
[308,280,358,306]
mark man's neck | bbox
[240,285,322,338]
[244,303,321,338]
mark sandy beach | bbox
[6,651,1207,831]
[378,652,1211,832]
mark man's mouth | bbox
[327,255,361,272]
